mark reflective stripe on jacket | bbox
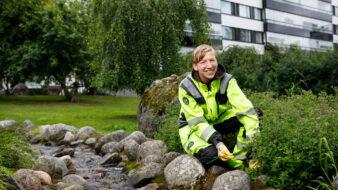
[178,71,259,155]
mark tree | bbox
[0,0,91,100]
[0,0,44,93]
[90,0,210,94]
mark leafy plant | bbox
[250,91,337,189]
[308,137,337,190]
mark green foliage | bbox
[217,44,337,95]
[90,0,209,94]
[217,46,261,89]
[0,95,140,133]
[308,137,337,190]
[0,0,91,100]
[249,91,337,189]
[154,98,184,153]
[0,129,35,189]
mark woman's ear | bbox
[192,63,198,71]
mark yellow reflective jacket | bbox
[178,65,259,155]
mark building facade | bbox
[184,0,335,54]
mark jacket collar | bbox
[191,64,225,84]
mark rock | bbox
[22,120,33,138]
[70,140,84,146]
[333,175,338,190]
[0,120,16,129]
[163,152,180,165]
[76,127,96,141]
[39,124,78,144]
[143,155,162,166]
[62,174,86,186]
[11,83,29,95]
[32,171,52,185]
[30,135,42,144]
[64,132,76,144]
[138,74,186,137]
[95,130,129,153]
[85,137,96,146]
[137,140,167,162]
[128,162,164,188]
[33,155,69,179]
[53,147,75,157]
[14,169,42,190]
[1,176,23,190]
[137,183,160,190]
[124,139,140,161]
[164,155,205,189]
[124,131,147,145]
[23,120,34,128]
[101,141,121,155]
[83,182,100,190]
[60,155,77,174]
[208,165,226,176]
[63,185,84,190]
[212,170,250,190]
[100,153,122,167]
[55,182,68,189]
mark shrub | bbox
[249,91,337,189]
[0,128,35,189]
[154,98,184,153]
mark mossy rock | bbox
[138,73,188,137]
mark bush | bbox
[0,128,35,189]
[154,98,184,153]
[217,44,337,95]
[155,90,337,189]
[249,91,337,189]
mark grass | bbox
[0,95,140,134]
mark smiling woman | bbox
[0,95,140,133]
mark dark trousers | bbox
[194,117,243,169]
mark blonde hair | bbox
[192,44,215,65]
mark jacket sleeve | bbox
[227,79,259,140]
[178,86,219,143]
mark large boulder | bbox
[40,124,78,144]
[164,155,205,189]
[137,140,167,162]
[212,170,250,190]
[138,74,187,137]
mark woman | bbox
[178,44,259,169]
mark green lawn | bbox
[0,95,140,134]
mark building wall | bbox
[183,0,335,53]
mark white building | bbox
[184,0,335,54]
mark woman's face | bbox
[193,51,218,83]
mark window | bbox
[335,6,338,16]
[254,8,262,20]
[240,29,251,42]
[222,26,233,40]
[221,1,232,14]
[255,32,263,44]
[239,5,250,18]
[335,25,338,35]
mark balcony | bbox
[264,0,332,22]
[265,19,333,41]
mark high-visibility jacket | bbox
[178,66,259,159]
